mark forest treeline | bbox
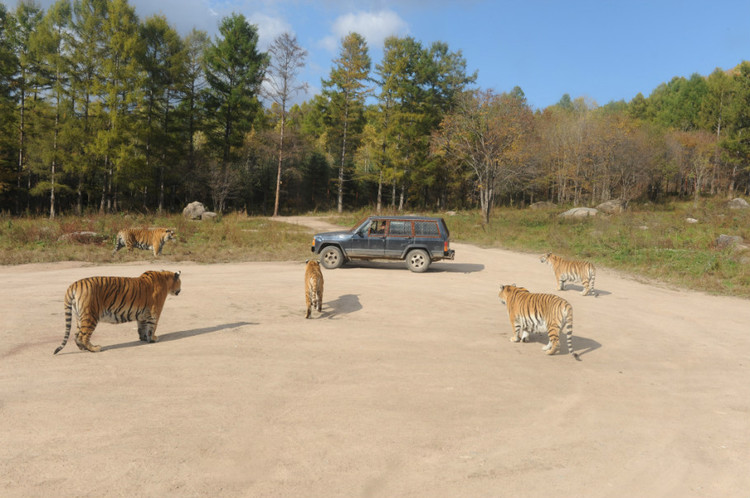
[1,0,750,221]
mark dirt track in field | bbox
[1,216,749,497]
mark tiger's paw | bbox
[87,344,102,352]
[544,343,559,355]
[510,336,520,343]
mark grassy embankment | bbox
[1,199,749,297]
[329,200,750,298]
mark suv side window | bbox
[369,220,387,236]
[414,220,440,237]
[388,220,411,236]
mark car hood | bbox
[315,230,353,240]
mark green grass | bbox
[323,200,750,298]
[3,200,750,298]
[0,212,312,265]
[453,202,750,298]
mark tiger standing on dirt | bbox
[540,252,597,296]
[112,228,176,257]
[498,284,580,360]
[304,259,324,318]
[53,270,182,354]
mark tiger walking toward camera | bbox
[304,259,324,318]
[540,252,597,296]
[498,284,580,360]
[53,270,182,354]
[112,228,175,257]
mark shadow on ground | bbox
[337,261,484,273]
[104,322,254,351]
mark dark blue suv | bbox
[311,215,455,273]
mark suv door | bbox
[347,219,386,258]
[384,219,412,258]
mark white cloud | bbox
[248,13,294,49]
[321,10,409,52]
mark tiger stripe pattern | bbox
[304,259,324,318]
[53,270,182,354]
[498,284,580,360]
[112,228,175,257]
[540,252,597,296]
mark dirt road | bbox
[1,216,749,497]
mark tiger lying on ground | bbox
[540,252,597,296]
[53,270,182,354]
[498,284,580,360]
[112,228,176,257]
[304,259,324,318]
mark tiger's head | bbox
[170,270,181,296]
[498,283,528,304]
[540,252,553,264]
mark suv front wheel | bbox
[320,246,344,269]
[406,249,430,273]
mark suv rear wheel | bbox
[406,249,430,273]
[320,246,344,269]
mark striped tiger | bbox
[304,259,324,318]
[540,252,597,296]
[112,228,175,257]
[53,270,182,354]
[498,284,580,360]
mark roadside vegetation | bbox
[328,200,750,298]
[0,213,312,265]
[2,199,748,298]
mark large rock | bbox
[183,201,207,220]
[727,198,749,209]
[559,207,598,219]
[529,201,555,210]
[58,231,108,244]
[716,234,746,250]
[596,199,627,214]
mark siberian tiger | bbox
[498,284,580,360]
[304,259,324,318]
[112,228,176,257]
[53,270,182,354]
[540,252,597,296]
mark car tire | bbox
[320,246,344,269]
[406,249,430,273]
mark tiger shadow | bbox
[523,332,601,357]
[314,293,361,320]
[558,284,611,297]
[104,321,254,351]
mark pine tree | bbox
[203,13,268,212]
[320,32,371,213]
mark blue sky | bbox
[26,0,750,110]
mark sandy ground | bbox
[1,216,749,497]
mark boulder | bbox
[200,211,218,221]
[716,234,745,250]
[727,198,749,209]
[596,199,627,214]
[183,201,206,220]
[559,207,598,219]
[529,201,555,210]
[58,231,108,244]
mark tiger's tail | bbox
[563,302,580,361]
[54,286,75,354]
[112,233,125,255]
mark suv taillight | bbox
[444,241,449,252]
